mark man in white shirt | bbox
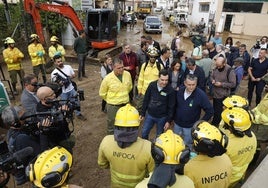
[51,55,86,121]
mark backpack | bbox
[227,67,238,93]
[170,37,177,50]
[143,61,161,72]
[191,35,207,47]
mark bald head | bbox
[37,86,54,100]
[215,56,226,69]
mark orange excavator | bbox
[24,0,122,61]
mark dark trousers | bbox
[247,79,265,106]
[101,99,107,111]
[212,97,225,127]
[33,64,46,83]
[77,54,87,78]
[208,31,215,42]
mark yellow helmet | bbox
[114,104,140,127]
[192,121,223,144]
[5,37,15,44]
[26,146,72,188]
[223,95,249,108]
[152,130,190,164]
[30,34,39,40]
[50,36,59,42]
[221,107,251,132]
[147,47,159,57]
[192,121,228,156]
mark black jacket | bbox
[141,80,176,122]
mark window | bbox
[223,2,262,13]
[199,3,210,12]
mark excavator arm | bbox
[24,0,83,44]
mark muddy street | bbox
[0,13,261,187]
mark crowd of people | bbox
[1,31,88,187]
[98,32,268,188]
[1,26,268,187]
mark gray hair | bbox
[185,74,198,82]
[1,106,23,126]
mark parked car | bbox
[143,16,163,34]
[154,6,163,12]
[126,12,137,23]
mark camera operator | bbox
[20,74,39,114]
[1,106,42,185]
[51,54,86,121]
[251,36,268,61]
[36,86,75,153]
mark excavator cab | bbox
[86,9,118,50]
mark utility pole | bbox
[2,0,11,24]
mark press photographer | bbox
[36,86,75,153]
[1,106,43,185]
[51,54,86,121]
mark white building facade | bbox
[189,0,268,36]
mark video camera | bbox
[32,82,62,98]
[53,72,71,88]
[20,97,82,135]
[0,141,33,174]
[253,40,261,49]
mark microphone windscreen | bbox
[13,147,34,163]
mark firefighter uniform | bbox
[48,36,66,62]
[185,121,232,188]
[136,130,194,188]
[184,154,232,188]
[99,69,132,134]
[3,37,24,93]
[250,93,268,155]
[28,34,46,83]
[98,136,154,188]
[221,107,257,187]
[226,133,257,186]
[28,43,46,67]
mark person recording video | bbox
[36,86,75,153]
[1,106,43,185]
[51,54,86,121]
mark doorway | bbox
[224,14,233,31]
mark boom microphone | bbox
[13,147,34,163]
[0,147,34,172]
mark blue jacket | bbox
[141,80,176,122]
[173,86,214,128]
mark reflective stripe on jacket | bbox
[98,136,155,188]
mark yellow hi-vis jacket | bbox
[28,43,46,66]
[98,135,155,188]
[3,47,24,71]
[252,93,268,125]
[99,71,132,105]
[226,132,257,187]
[48,44,66,61]
[137,62,163,95]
